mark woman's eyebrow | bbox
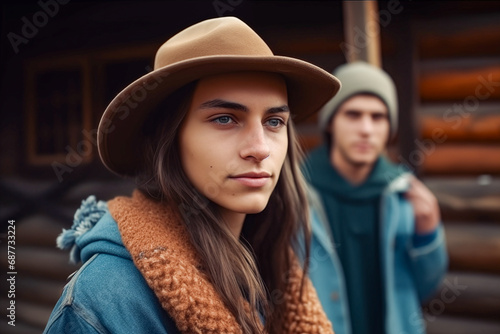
[199,99,290,114]
[199,99,248,112]
[267,105,290,114]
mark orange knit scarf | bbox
[108,190,333,333]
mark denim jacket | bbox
[307,174,448,334]
[43,197,179,334]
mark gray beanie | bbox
[318,61,398,137]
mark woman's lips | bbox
[229,172,271,187]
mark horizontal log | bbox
[0,245,79,280]
[419,144,500,175]
[437,193,500,223]
[0,298,52,330]
[16,276,66,306]
[424,272,500,321]
[0,319,43,334]
[15,214,66,247]
[426,314,500,334]
[0,177,134,217]
[420,114,500,142]
[423,177,500,223]
[264,25,344,54]
[272,34,343,54]
[444,223,500,275]
[423,176,500,197]
[419,21,500,59]
[419,66,500,102]
[61,179,135,205]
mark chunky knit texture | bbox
[107,190,333,333]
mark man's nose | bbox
[359,115,374,134]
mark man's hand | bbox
[405,176,441,234]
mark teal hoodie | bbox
[303,144,448,334]
[304,144,405,334]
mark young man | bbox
[304,61,448,334]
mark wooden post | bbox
[342,0,381,67]
[342,1,418,172]
[391,17,419,174]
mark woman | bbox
[44,16,340,333]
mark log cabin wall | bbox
[1,1,499,333]
[413,10,500,334]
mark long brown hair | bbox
[137,79,311,333]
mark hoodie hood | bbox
[57,196,131,264]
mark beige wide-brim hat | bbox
[98,16,341,177]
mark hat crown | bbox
[154,17,273,70]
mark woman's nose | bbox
[239,123,271,162]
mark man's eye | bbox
[372,114,387,121]
[345,111,360,118]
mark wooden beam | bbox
[426,314,500,334]
[15,214,66,247]
[0,317,42,334]
[420,114,500,142]
[421,145,500,175]
[438,193,500,224]
[423,177,500,223]
[16,276,66,306]
[419,66,500,102]
[0,298,52,330]
[418,20,500,59]
[444,223,500,275]
[0,246,79,280]
[342,0,381,66]
[425,272,500,321]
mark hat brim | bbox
[98,55,340,177]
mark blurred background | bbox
[0,1,499,333]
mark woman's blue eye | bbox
[213,116,233,124]
[267,118,284,127]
